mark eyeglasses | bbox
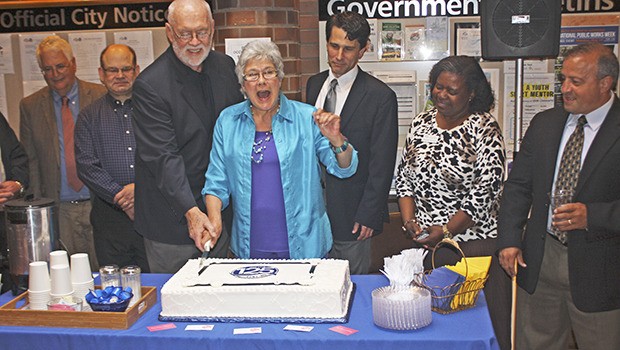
[102,66,136,75]
[41,63,70,75]
[169,26,211,43]
[243,69,278,82]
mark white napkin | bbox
[380,248,427,287]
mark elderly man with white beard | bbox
[131,0,243,273]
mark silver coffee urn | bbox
[4,196,58,295]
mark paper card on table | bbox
[284,325,314,332]
[234,327,262,335]
[329,325,359,336]
[147,323,177,332]
[185,324,214,331]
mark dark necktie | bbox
[61,96,84,192]
[323,79,338,113]
[552,115,587,243]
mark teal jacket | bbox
[203,94,358,259]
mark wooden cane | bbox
[511,260,518,350]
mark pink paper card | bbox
[147,323,177,332]
[329,325,359,336]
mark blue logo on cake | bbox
[231,265,279,279]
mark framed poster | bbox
[454,22,480,57]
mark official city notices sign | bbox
[0,2,170,33]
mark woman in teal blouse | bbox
[200,40,358,259]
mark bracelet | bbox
[401,218,417,232]
[442,224,453,239]
[330,139,349,154]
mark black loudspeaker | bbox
[481,0,561,60]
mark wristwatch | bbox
[442,224,453,239]
[330,139,349,154]
[14,180,25,197]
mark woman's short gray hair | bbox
[235,40,285,85]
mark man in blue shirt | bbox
[75,44,149,272]
[20,35,106,271]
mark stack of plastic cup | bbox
[70,253,94,311]
[50,264,74,299]
[28,261,51,310]
[49,250,70,268]
[372,285,432,330]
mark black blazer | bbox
[132,47,243,245]
[306,69,398,241]
[497,97,620,312]
[0,113,28,187]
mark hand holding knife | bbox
[198,240,211,275]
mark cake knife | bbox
[198,240,211,275]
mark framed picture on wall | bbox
[454,22,481,58]
[418,80,432,113]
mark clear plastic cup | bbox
[549,189,573,212]
[47,296,82,311]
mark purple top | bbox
[250,131,290,259]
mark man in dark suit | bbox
[20,35,106,271]
[306,11,398,274]
[0,113,28,204]
[0,112,29,293]
[497,43,620,349]
[132,0,243,273]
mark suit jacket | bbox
[497,97,620,312]
[0,113,28,187]
[19,79,106,203]
[132,47,243,245]
[306,69,398,241]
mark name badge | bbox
[421,134,439,144]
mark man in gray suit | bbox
[306,11,398,274]
[132,0,243,273]
[498,43,620,349]
[20,35,106,270]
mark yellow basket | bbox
[412,238,488,314]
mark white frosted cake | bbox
[160,258,353,321]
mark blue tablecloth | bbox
[0,274,499,350]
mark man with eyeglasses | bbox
[19,35,106,271]
[74,44,149,273]
[132,0,243,273]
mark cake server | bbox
[198,240,211,275]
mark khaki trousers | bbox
[58,200,99,271]
[516,236,620,349]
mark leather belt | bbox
[65,199,89,204]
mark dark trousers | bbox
[91,195,149,272]
[0,210,11,294]
[425,237,512,350]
